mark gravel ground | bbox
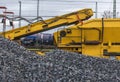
[0,36,120,82]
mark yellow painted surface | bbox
[36,51,45,56]
[0,8,93,40]
[54,18,120,60]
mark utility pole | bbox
[37,0,39,21]
[19,1,21,27]
[95,2,98,18]
[36,0,40,46]
[113,0,116,18]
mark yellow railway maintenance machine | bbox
[54,18,120,60]
[0,8,93,55]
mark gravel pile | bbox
[0,36,43,82]
[44,50,120,82]
[0,36,120,82]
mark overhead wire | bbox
[40,0,120,3]
[0,0,119,19]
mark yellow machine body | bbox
[0,8,93,40]
[54,18,120,60]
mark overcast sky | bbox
[0,0,117,17]
[0,0,119,33]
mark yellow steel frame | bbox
[0,8,93,40]
[54,18,120,60]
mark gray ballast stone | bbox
[0,36,120,81]
[0,36,43,82]
[44,50,120,82]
